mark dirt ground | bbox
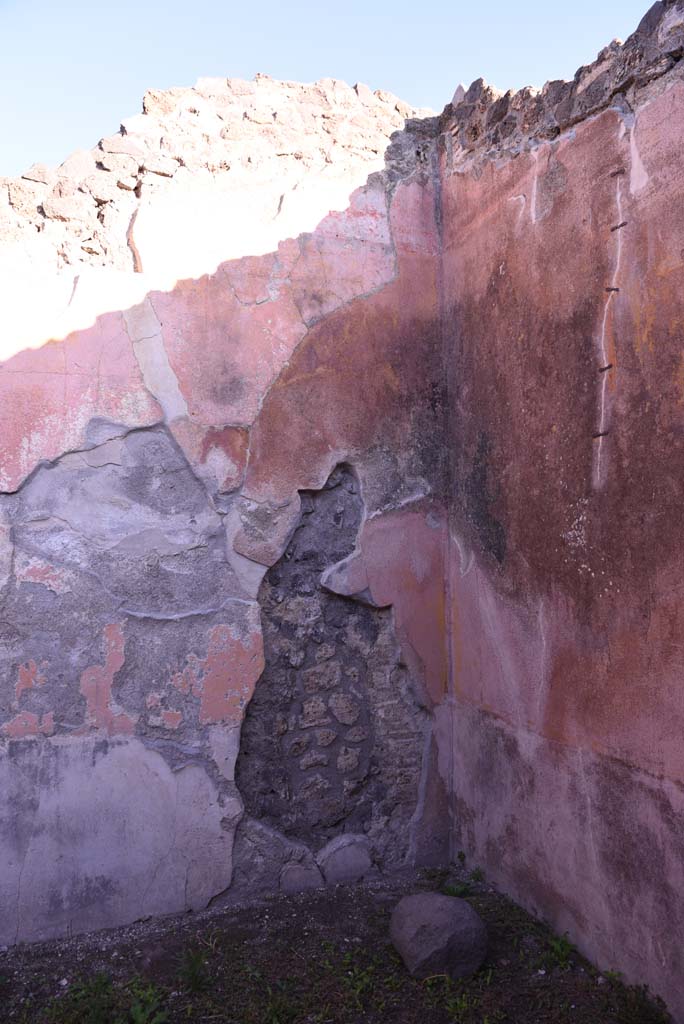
[0,865,671,1024]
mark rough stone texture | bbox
[389,893,487,980]
[236,465,427,867]
[230,817,324,896]
[2,76,430,277]
[2,4,684,1019]
[439,0,684,170]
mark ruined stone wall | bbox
[439,3,684,1018]
[234,464,429,890]
[0,75,448,946]
[2,2,684,1018]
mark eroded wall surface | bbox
[0,76,448,943]
[440,3,684,1017]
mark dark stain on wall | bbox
[461,431,507,565]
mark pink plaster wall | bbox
[441,65,684,1020]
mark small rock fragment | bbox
[345,726,368,743]
[336,746,360,772]
[316,728,337,747]
[299,696,330,728]
[57,149,96,182]
[300,749,329,770]
[97,152,140,177]
[21,162,55,185]
[302,661,341,693]
[328,692,360,725]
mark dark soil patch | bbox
[0,867,671,1024]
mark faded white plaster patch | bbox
[223,504,270,599]
[0,523,13,593]
[209,724,243,782]
[593,165,624,490]
[530,148,541,224]
[203,446,238,490]
[629,122,649,195]
[508,193,527,229]
[124,298,188,422]
[535,599,549,723]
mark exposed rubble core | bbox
[0,76,431,274]
[2,2,684,1020]
[237,465,426,863]
[441,0,684,166]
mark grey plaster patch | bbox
[233,495,302,567]
[8,426,244,615]
[0,736,236,945]
[223,502,270,599]
[0,523,13,595]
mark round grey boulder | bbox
[279,861,325,894]
[390,892,487,980]
[315,834,372,885]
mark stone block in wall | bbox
[316,834,373,885]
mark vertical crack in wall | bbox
[235,464,427,868]
[593,158,625,491]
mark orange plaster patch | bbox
[170,420,250,492]
[79,623,137,735]
[196,624,264,725]
[15,555,74,594]
[15,660,48,702]
[172,659,199,695]
[3,711,54,738]
[200,426,249,491]
[171,622,264,726]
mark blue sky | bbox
[1,0,650,175]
